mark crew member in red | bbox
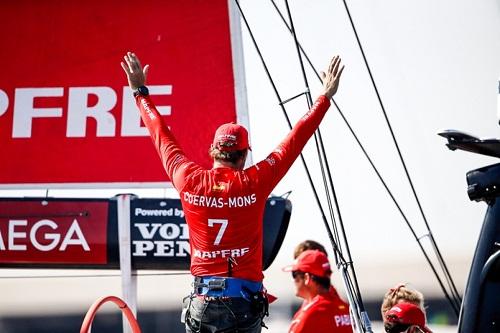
[293,240,352,326]
[121,52,344,333]
[384,302,433,333]
[283,250,352,333]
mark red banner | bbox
[0,200,108,265]
[0,0,245,187]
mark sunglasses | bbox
[292,271,305,279]
[384,321,425,333]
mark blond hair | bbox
[209,147,246,164]
[293,240,327,259]
[381,284,424,318]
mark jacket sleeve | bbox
[253,95,331,192]
[135,95,195,190]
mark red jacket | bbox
[136,94,331,281]
[289,288,352,333]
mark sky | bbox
[234,0,500,298]
[1,0,500,318]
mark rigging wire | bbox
[282,0,367,325]
[233,0,346,264]
[268,0,461,315]
[338,0,462,311]
[278,1,352,261]
[280,0,345,262]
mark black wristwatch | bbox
[133,85,149,97]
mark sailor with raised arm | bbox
[121,52,344,333]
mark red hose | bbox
[80,296,142,333]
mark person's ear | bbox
[239,150,248,167]
[304,273,312,285]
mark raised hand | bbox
[320,56,345,99]
[120,52,150,90]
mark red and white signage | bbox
[0,0,247,188]
[0,200,108,265]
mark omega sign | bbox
[0,218,89,252]
[0,200,108,265]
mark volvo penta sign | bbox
[131,199,190,270]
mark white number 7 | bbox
[208,219,229,245]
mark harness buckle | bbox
[207,279,226,290]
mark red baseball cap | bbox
[212,122,251,152]
[282,250,332,278]
[385,302,430,331]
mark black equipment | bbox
[439,129,500,333]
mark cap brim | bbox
[282,264,295,272]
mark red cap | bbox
[385,302,428,329]
[212,122,251,152]
[283,250,332,278]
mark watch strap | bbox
[133,85,149,97]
